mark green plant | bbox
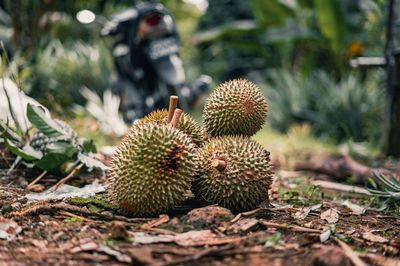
[369,171,400,214]
[262,69,384,144]
[1,103,106,172]
[0,80,106,188]
[28,40,112,113]
[195,0,385,81]
[369,171,400,199]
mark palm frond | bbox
[369,171,400,200]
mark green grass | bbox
[253,124,336,168]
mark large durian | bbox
[108,122,198,217]
[137,109,208,147]
[193,136,273,212]
[203,79,268,137]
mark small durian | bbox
[137,109,208,147]
[108,121,198,217]
[203,79,268,137]
[193,136,273,212]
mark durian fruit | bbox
[136,109,208,147]
[203,79,268,137]
[193,136,273,212]
[30,119,80,152]
[108,123,198,217]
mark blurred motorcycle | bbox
[101,2,211,122]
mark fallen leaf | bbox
[294,207,311,220]
[303,221,314,228]
[132,230,244,247]
[132,232,174,245]
[0,218,22,240]
[98,245,132,263]
[174,230,217,246]
[310,203,322,211]
[342,200,366,215]
[321,208,340,223]
[320,229,331,243]
[228,218,259,233]
[70,241,131,263]
[26,182,105,202]
[71,242,99,253]
[362,231,389,243]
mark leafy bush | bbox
[262,69,384,144]
[28,40,113,113]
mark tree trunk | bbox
[385,0,400,157]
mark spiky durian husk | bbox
[30,119,79,152]
[136,109,208,147]
[203,79,268,137]
[193,136,273,212]
[108,123,198,217]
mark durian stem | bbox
[169,108,183,128]
[167,95,179,123]
[212,158,227,171]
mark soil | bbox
[0,149,399,266]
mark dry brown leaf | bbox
[0,218,22,240]
[228,218,259,234]
[362,231,389,243]
[173,230,217,246]
[320,208,340,223]
[342,200,366,215]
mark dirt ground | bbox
[0,150,399,266]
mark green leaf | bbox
[46,142,78,158]
[250,0,295,27]
[34,142,78,171]
[0,119,22,142]
[313,0,347,53]
[4,138,42,161]
[35,153,70,171]
[193,20,257,44]
[26,104,68,138]
[78,153,108,171]
[82,139,97,153]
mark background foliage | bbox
[0,0,388,147]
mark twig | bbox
[312,180,371,195]
[259,220,321,233]
[169,108,183,128]
[230,208,262,223]
[7,156,21,174]
[26,170,47,190]
[335,238,368,266]
[58,210,96,223]
[211,158,227,171]
[167,95,179,123]
[157,245,234,266]
[52,163,84,192]
[10,201,151,222]
[141,214,170,229]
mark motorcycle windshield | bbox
[154,54,185,86]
